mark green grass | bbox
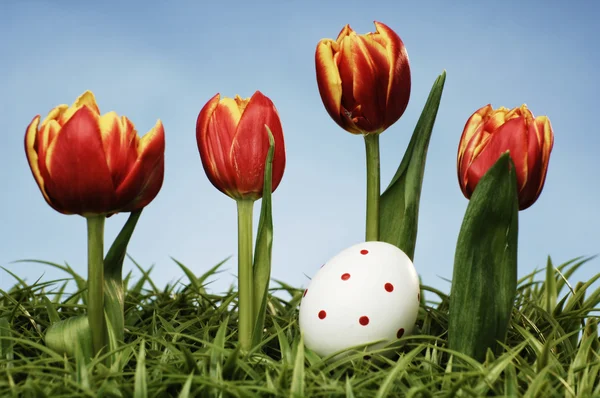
[1,256,599,397]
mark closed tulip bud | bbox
[315,21,411,135]
[457,104,554,210]
[25,91,165,216]
[196,91,286,201]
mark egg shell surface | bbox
[299,241,420,357]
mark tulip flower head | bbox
[25,91,165,216]
[457,104,554,210]
[196,91,286,201]
[315,21,411,135]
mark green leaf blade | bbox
[379,71,446,260]
[103,210,142,355]
[448,153,519,362]
[252,125,275,347]
[44,315,93,360]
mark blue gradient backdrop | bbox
[1,0,598,297]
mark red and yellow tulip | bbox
[197,90,286,350]
[196,91,286,201]
[25,91,165,216]
[457,104,554,210]
[315,21,411,135]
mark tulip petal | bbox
[519,116,554,209]
[482,107,510,136]
[466,117,528,195]
[504,105,526,121]
[37,120,62,154]
[457,105,491,194]
[373,21,411,129]
[196,94,239,197]
[457,105,488,158]
[25,116,52,204]
[117,120,165,211]
[59,91,100,125]
[350,32,389,132]
[196,94,221,187]
[41,105,68,126]
[231,91,286,198]
[335,34,366,134]
[35,119,63,199]
[208,97,242,196]
[26,117,70,213]
[98,112,138,188]
[536,116,554,168]
[315,40,344,129]
[45,106,115,215]
[335,24,354,41]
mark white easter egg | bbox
[298,241,420,357]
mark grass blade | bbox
[545,256,557,313]
[375,345,423,398]
[0,318,13,367]
[290,335,305,397]
[134,340,147,398]
[178,372,194,398]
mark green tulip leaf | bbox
[252,125,275,347]
[44,315,93,360]
[448,152,519,362]
[104,210,143,350]
[379,71,446,260]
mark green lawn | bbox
[1,256,599,397]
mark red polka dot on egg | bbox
[359,316,369,326]
[360,249,369,255]
[341,273,351,280]
[397,328,405,338]
[303,289,308,297]
[384,283,394,292]
[318,310,327,319]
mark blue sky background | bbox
[1,0,598,300]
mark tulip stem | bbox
[236,199,254,351]
[364,134,380,241]
[86,215,106,360]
